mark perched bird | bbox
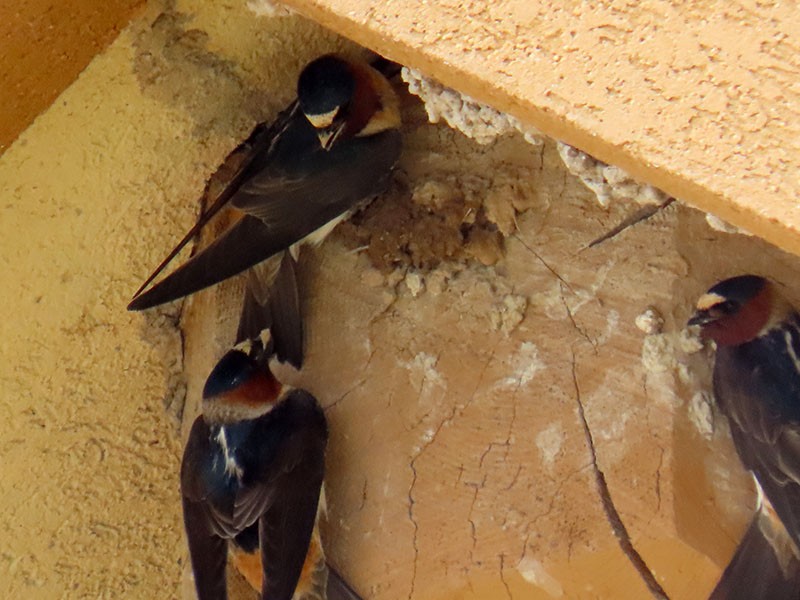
[180,332,330,600]
[689,274,800,599]
[127,53,402,324]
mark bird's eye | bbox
[713,300,739,316]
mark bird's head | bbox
[688,274,790,346]
[201,333,282,424]
[297,54,401,150]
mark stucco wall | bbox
[0,0,146,152]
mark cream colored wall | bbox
[0,0,146,152]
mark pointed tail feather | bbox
[229,519,360,600]
[236,251,304,369]
[128,216,290,311]
[710,510,800,600]
[326,566,363,600]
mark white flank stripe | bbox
[784,328,800,375]
[216,428,243,480]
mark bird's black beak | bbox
[317,121,346,151]
[687,309,715,327]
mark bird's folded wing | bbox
[236,251,304,369]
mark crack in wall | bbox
[406,414,459,596]
[406,391,459,599]
[517,460,592,565]
[654,447,665,514]
[466,475,488,564]
[455,463,465,485]
[513,234,576,296]
[558,283,598,352]
[512,234,601,353]
[405,348,499,599]
[570,349,671,600]
[499,553,514,600]
[502,464,523,493]
[324,377,367,412]
[407,458,420,600]
[359,478,368,512]
[641,373,670,522]
[367,286,401,329]
[478,439,510,470]
[324,345,377,412]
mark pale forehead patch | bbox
[306,107,339,130]
[233,338,254,355]
[696,292,726,311]
[232,329,272,355]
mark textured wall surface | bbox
[0,0,146,152]
[281,0,800,257]
[4,0,800,599]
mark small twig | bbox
[585,197,675,249]
[570,351,670,600]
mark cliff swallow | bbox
[127,53,402,313]
[181,335,328,599]
[689,275,800,599]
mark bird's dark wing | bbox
[232,126,402,238]
[327,566,363,600]
[714,316,800,548]
[181,418,244,538]
[180,418,231,600]
[237,390,328,600]
[180,417,221,513]
[127,128,400,312]
[236,250,303,369]
[710,510,800,600]
[128,215,290,310]
[182,497,229,600]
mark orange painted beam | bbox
[0,0,145,153]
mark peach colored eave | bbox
[281,0,800,255]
